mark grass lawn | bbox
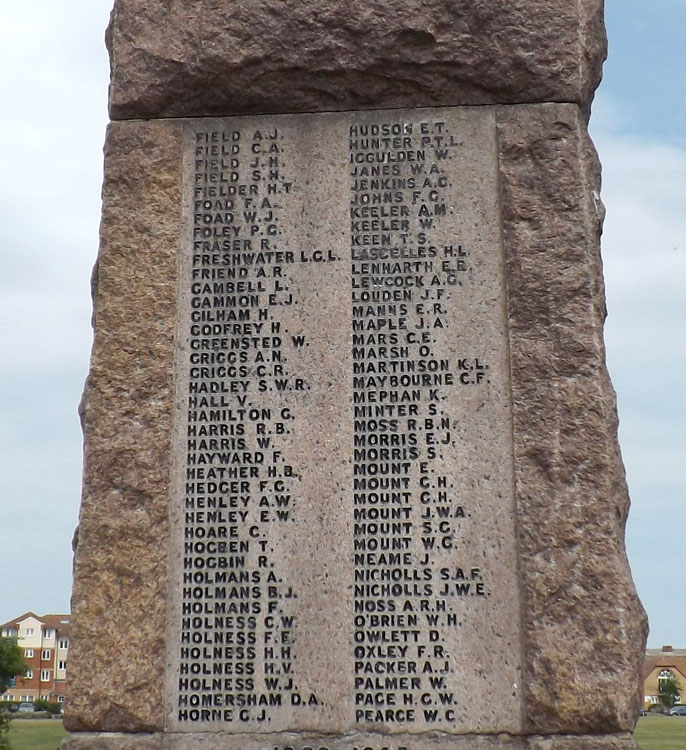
[635,714,686,750]
[8,718,67,750]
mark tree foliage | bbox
[0,709,10,750]
[35,698,61,715]
[0,638,26,694]
[659,675,682,708]
[0,639,26,750]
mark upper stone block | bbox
[106,0,606,120]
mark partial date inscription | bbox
[168,108,523,737]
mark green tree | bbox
[0,638,27,750]
[659,675,682,708]
[0,710,8,750]
[0,638,26,693]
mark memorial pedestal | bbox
[64,3,646,749]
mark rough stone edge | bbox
[496,102,647,734]
[527,735,637,750]
[60,732,637,750]
[578,0,607,111]
[61,734,162,750]
[65,119,183,733]
[64,103,646,741]
[105,0,606,121]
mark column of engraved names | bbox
[179,124,301,726]
[349,117,491,728]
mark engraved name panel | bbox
[165,107,523,736]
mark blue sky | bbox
[591,0,686,648]
[0,1,684,649]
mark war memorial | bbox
[64,1,647,748]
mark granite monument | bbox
[64,2,647,748]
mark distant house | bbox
[0,612,70,705]
[643,645,686,708]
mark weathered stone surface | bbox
[63,733,530,750]
[496,103,648,734]
[163,733,528,750]
[65,120,183,733]
[527,736,638,750]
[61,733,162,750]
[163,107,524,735]
[60,733,639,750]
[106,0,605,120]
[65,107,645,749]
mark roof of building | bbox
[0,612,41,631]
[42,614,71,635]
[644,646,686,680]
[0,612,71,633]
[647,648,686,657]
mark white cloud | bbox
[595,135,686,296]
[0,291,92,370]
[592,96,686,646]
[0,0,111,626]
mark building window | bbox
[24,648,34,658]
[58,661,66,671]
[58,639,68,650]
[25,628,34,636]
[25,670,33,680]
[41,649,51,661]
[40,670,50,682]
[43,629,53,639]
[57,696,65,703]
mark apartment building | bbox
[0,612,70,704]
